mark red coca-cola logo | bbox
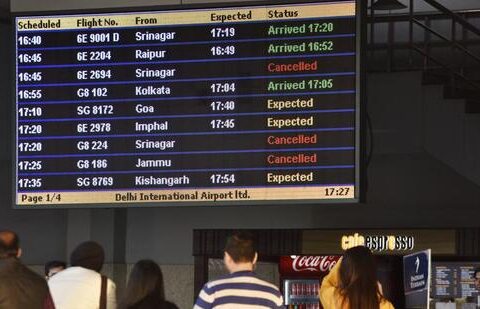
[279,255,340,277]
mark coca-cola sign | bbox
[279,255,340,277]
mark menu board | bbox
[15,1,361,207]
[432,263,480,299]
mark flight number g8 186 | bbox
[77,159,108,169]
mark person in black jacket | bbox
[119,259,178,309]
[0,229,54,309]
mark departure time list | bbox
[15,1,359,206]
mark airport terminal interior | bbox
[1,0,480,308]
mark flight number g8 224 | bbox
[77,140,108,151]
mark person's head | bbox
[223,231,258,273]
[70,241,105,272]
[45,260,66,280]
[473,268,480,289]
[0,230,21,259]
[338,246,381,309]
[121,260,165,308]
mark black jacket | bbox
[123,293,179,309]
[0,257,51,309]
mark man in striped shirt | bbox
[194,231,284,309]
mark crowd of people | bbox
[0,229,395,309]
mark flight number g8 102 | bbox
[77,88,108,98]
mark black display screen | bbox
[432,262,480,301]
[14,1,361,207]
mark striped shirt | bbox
[194,271,284,309]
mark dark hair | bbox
[0,230,20,258]
[70,241,105,272]
[45,260,66,276]
[338,246,382,309]
[120,260,166,309]
[224,231,257,263]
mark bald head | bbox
[0,230,20,259]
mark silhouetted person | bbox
[320,246,394,309]
[119,260,178,309]
[45,260,66,280]
[0,229,54,309]
[49,241,117,309]
[194,231,283,308]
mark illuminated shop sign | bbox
[341,233,415,252]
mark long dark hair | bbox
[338,246,382,309]
[120,260,166,309]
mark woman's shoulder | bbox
[380,298,395,309]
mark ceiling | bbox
[0,0,8,10]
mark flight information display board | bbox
[432,262,480,299]
[14,1,361,207]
